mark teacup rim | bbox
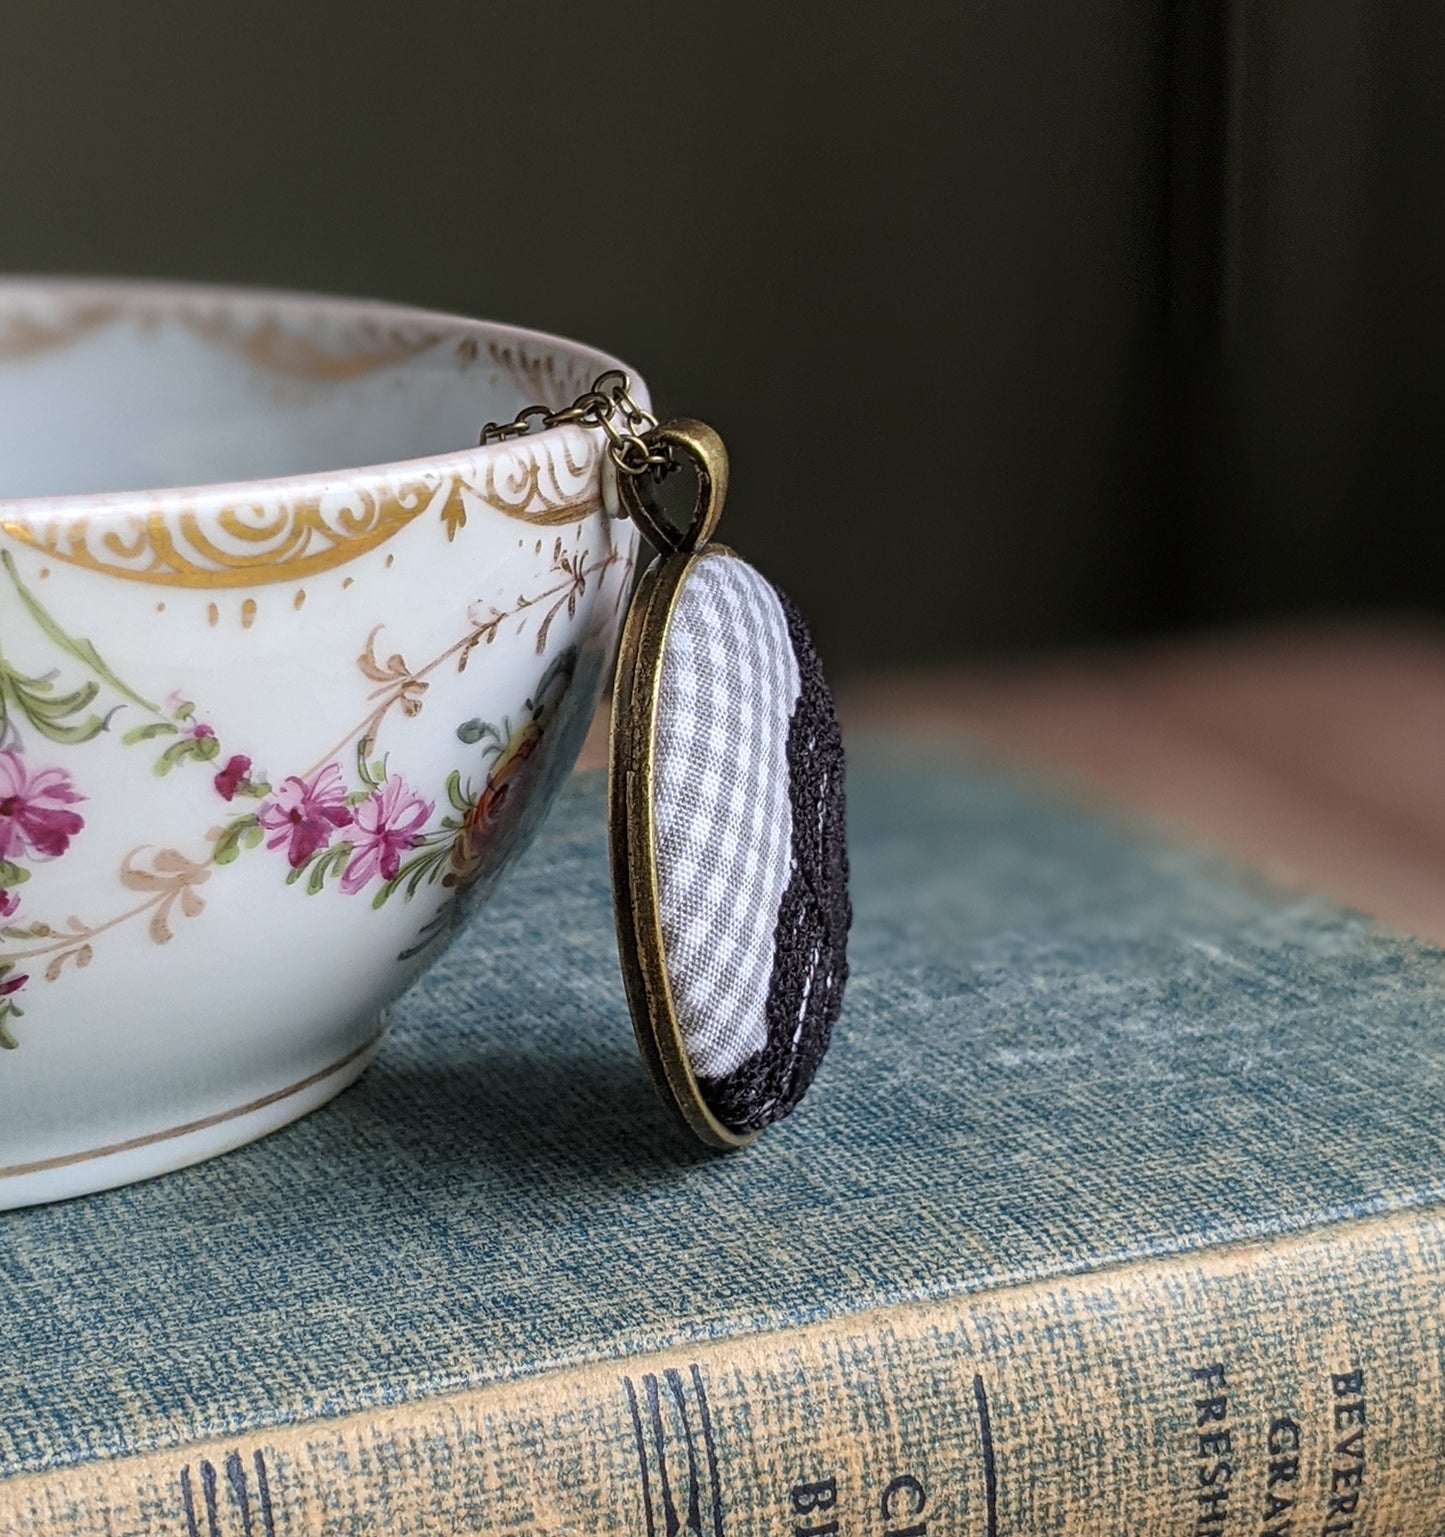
[0,274,646,521]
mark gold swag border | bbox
[0,436,603,590]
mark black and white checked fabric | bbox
[651,552,801,1080]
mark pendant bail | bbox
[616,418,729,555]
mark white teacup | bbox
[0,279,643,1207]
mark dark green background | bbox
[3,3,1442,673]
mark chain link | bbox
[480,371,674,479]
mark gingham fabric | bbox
[651,552,801,1080]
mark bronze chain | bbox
[480,369,674,480]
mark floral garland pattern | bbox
[0,534,623,1050]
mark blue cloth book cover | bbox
[2,749,1444,1535]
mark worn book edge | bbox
[7,1199,1443,1536]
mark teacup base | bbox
[0,1030,381,1210]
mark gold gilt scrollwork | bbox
[488,340,596,412]
[0,303,124,361]
[174,311,447,379]
[0,437,604,589]
[0,298,447,378]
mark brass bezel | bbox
[608,545,758,1152]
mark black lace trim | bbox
[700,581,850,1133]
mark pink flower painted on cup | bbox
[0,751,86,862]
[259,763,354,869]
[214,754,253,802]
[340,777,434,894]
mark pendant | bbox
[608,421,850,1147]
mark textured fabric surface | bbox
[651,552,800,1079]
[6,751,1445,1476]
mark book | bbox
[4,747,1445,1535]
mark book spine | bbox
[6,1205,1444,1537]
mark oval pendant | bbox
[609,544,850,1147]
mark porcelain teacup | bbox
[0,279,643,1207]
